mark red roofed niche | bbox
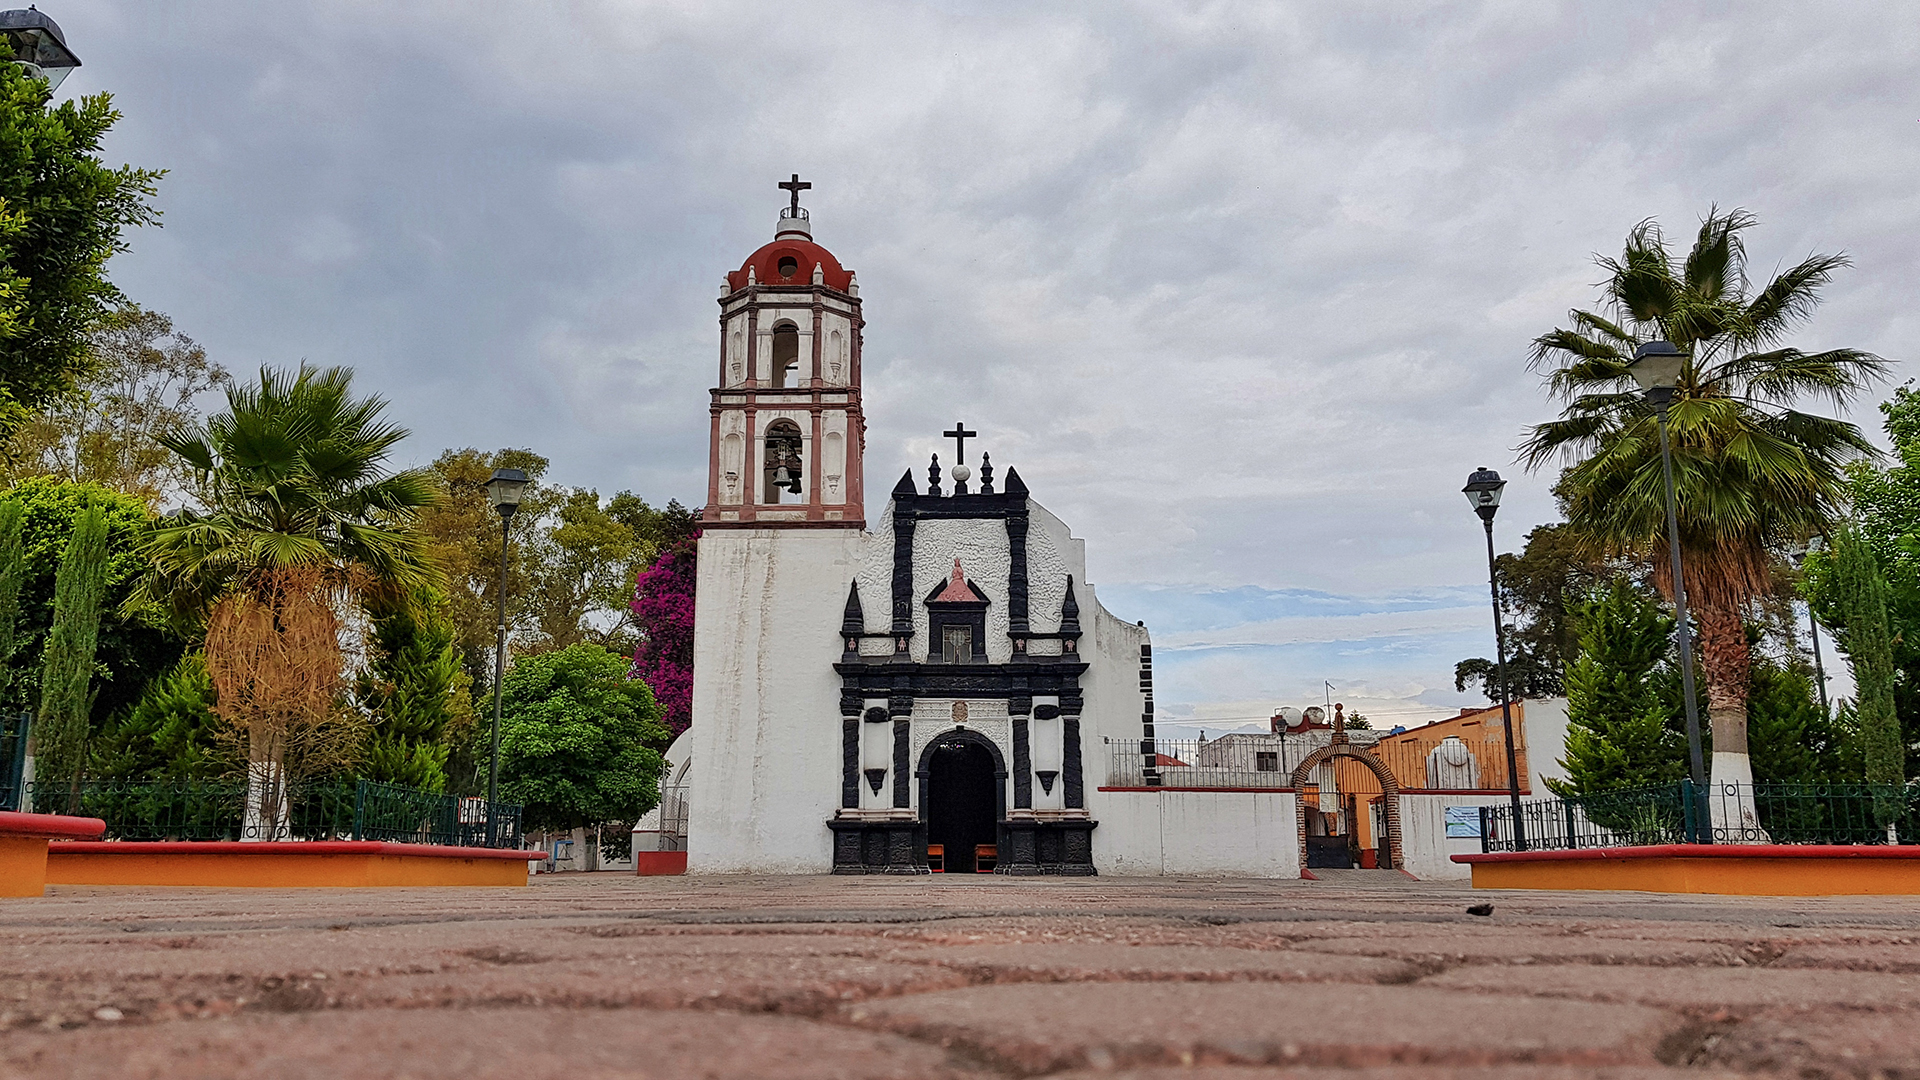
[727,237,854,292]
[935,559,973,602]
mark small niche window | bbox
[777,256,799,278]
[942,625,973,664]
[1256,752,1279,773]
[925,558,989,665]
[770,322,800,387]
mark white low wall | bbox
[1398,793,1509,880]
[1091,789,1300,877]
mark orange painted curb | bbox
[1454,844,1920,896]
[46,841,538,889]
[1,813,108,898]
[0,835,50,897]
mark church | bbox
[684,179,1155,875]
[672,181,1570,879]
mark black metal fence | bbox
[17,777,525,848]
[352,780,523,847]
[1481,780,1920,852]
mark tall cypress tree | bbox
[1549,579,1689,797]
[357,595,469,792]
[0,500,24,702]
[37,502,111,809]
[1830,529,1903,788]
[0,500,24,803]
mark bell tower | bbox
[703,175,866,528]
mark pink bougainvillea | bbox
[629,536,698,738]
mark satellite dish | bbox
[1276,707,1303,730]
[1302,706,1325,728]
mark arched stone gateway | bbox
[1290,739,1403,873]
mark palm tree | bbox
[132,365,438,834]
[134,364,438,616]
[1520,208,1884,808]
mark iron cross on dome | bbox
[942,422,977,465]
[779,173,811,214]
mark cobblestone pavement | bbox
[3,872,1919,1078]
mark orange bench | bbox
[1,810,107,897]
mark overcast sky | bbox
[62,1,1911,731]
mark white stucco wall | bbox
[1092,790,1301,877]
[686,528,865,873]
[686,491,1152,874]
[1397,793,1511,880]
[1524,696,1571,796]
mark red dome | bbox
[727,237,854,292]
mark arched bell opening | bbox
[762,419,804,504]
[770,321,800,387]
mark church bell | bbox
[772,460,802,493]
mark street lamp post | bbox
[484,468,529,847]
[1462,467,1526,851]
[1625,342,1708,815]
[1789,539,1832,717]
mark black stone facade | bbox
[829,469,1097,876]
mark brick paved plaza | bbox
[3,873,1918,1078]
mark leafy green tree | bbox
[1825,529,1902,785]
[1746,653,1853,784]
[523,489,694,655]
[497,642,667,833]
[1456,523,1617,700]
[1,477,180,723]
[417,447,696,687]
[91,653,218,781]
[1522,208,1884,792]
[1549,579,1688,796]
[0,62,163,434]
[6,305,227,504]
[1809,385,1920,775]
[36,501,109,806]
[356,594,471,792]
[417,447,550,691]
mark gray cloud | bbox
[61,0,1913,722]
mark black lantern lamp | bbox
[486,468,529,518]
[1,8,80,90]
[1461,466,1506,522]
[1463,466,1525,850]
[1628,340,1686,409]
[483,468,528,847]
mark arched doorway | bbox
[1290,744,1403,874]
[922,733,1002,873]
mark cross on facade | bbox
[942,422,977,464]
[779,173,811,213]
